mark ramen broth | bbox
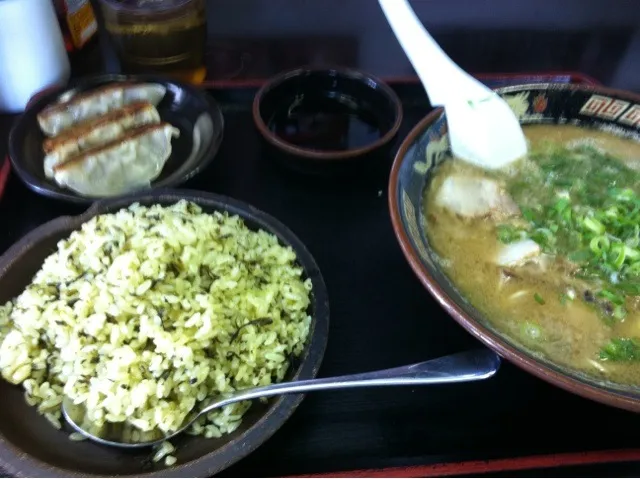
[425,124,640,385]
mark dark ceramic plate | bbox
[8,75,224,204]
[389,83,640,412]
[0,189,329,477]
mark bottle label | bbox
[65,0,97,49]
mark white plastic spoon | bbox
[379,0,527,169]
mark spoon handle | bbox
[199,349,500,416]
[378,0,490,104]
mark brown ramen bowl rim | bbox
[252,66,403,161]
[388,82,640,413]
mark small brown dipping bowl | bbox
[253,67,403,175]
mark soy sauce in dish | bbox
[267,92,387,152]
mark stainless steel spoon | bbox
[62,348,500,448]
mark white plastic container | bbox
[0,0,71,113]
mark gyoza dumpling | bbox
[52,123,179,197]
[37,83,166,136]
[43,102,161,178]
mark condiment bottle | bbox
[53,0,98,53]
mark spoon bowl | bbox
[378,0,527,169]
[63,348,501,449]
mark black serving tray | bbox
[2,74,640,478]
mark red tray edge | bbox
[291,448,640,478]
[0,156,10,202]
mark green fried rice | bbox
[0,200,312,461]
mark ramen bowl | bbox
[389,83,640,412]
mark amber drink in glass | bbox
[98,0,207,83]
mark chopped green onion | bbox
[625,246,640,260]
[533,293,545,305]
[616,282,640,295]
[609,244,626,269]
[597,289,625,305]
[521,207,537,223]
[600,338,640,361]
[613,305,627,320]
[568,249,591,263]
[496,224,526,244]
[554,198,570,212]
[589,236,610,255]
[628,262,640,276]
[502,143,640,325]
[584,217,606,235]
[610,188,636,202]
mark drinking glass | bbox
[97,0,207,84]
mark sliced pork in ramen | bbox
[435,175,519,220]
[496,239,541,267]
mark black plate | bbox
[8,75,224,204]
[0,189,329,477]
